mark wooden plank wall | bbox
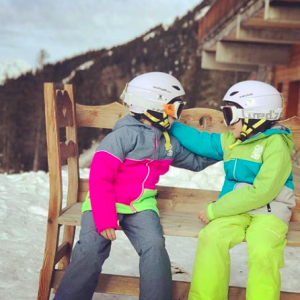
[274,45,300,117]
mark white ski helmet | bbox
[120,72,185,114]
[222,80,283,124]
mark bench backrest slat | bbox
[76,103,128,129]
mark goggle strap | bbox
[235,108,283,120]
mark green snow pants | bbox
[188,214,288,300]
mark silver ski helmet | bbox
[221,80,283,126]
[120,72,185,119]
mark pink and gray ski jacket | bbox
[83,114,216,233]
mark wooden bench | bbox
[37,83,300,300]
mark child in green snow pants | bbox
[189,214,288,300]
[169,80,295,300]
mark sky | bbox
[0,0,202,70]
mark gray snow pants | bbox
[53,210,172,300]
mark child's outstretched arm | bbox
[206,140,292,221]
[169,122,223,160]
[171,139,218,172]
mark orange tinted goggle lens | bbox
[164,101,185,119]
[164,104,176,117]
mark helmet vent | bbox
[172,85,180,91]
[230,91,239,96]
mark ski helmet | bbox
[221,80,283,142]
[221,80,283,126]
[120,72,185,119]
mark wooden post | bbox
[57,85,79,274]
[37,83,63,300]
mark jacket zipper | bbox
[233,159,238,181]
[129,160,153,213]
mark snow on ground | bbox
[0,162,300,300]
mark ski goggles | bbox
[221,105,283,126]
[221,106,242,126]
[164,99,186,120]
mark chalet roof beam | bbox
[200,0,265,53]
[242,17,300,29]
[235,14,300,44]
[265,0,300,23]
[271,0,300,3]
[201,50,258,72]
[216,41,291,65]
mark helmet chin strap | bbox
[229,118,267,150]
[143,111,171,130]
[143,111,171,151]
[240,118,267,141]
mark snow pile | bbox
[62,60,95,84]
[194,6,210,21]
[0,163,299,300]
[143,31,156,42]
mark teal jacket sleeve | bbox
[169,122,224,161]
[171,139,217,171]
[207,139,292,220]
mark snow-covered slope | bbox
[0,59,32,85]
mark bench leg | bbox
[57,225,76,272]
[52,225,76,294]
[37,221,60,300]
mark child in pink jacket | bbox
[54,72,216,300]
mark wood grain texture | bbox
[38,83,63,300]
[57,85,79,278]
[76,102,128,129]
[51,271,300,300]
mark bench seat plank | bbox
[51,271,300,300]
[58,202,300,246]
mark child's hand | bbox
[101,228,116,241]
[198,208,210,224]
